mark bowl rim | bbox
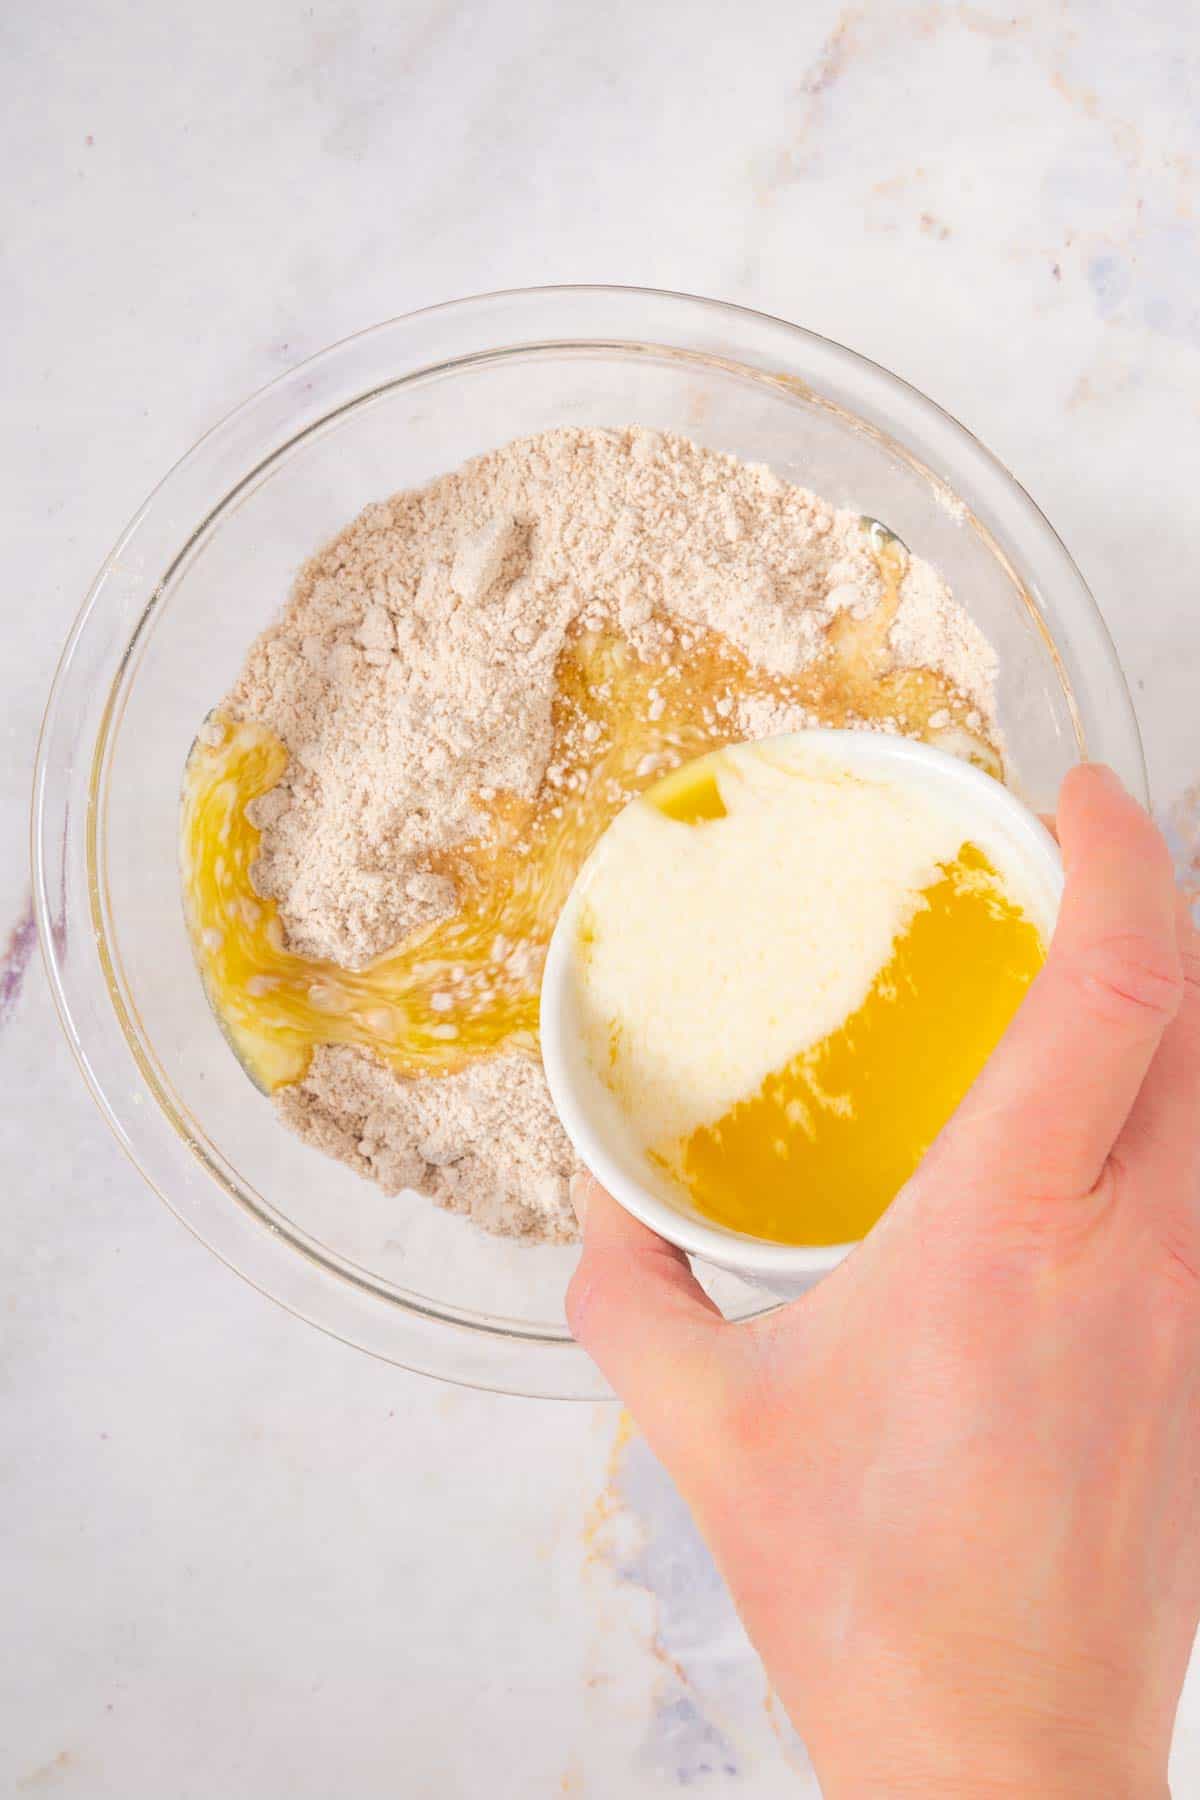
[30,282,1146,1398]
[541,728,1065,1282]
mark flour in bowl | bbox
[185,426,999,1243]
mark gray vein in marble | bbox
[0,901,36,1032]
[277,0,457,163]
[1162,785,1200,922]
[596,1430,814,1787]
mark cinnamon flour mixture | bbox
[221,427,998,1243]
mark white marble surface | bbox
[4,2,1200,1793]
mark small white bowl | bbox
[541,729,1065,1296]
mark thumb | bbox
[928,763,1184,1205]
[565,1174,728,1441]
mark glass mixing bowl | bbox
[32,286,1145,1399]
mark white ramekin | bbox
[540,730,1065,1295]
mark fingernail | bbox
[569,1171,590,1227]
[1089,762,1125,795]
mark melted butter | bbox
[651,844,1044,1245]
[182,539,1001,1092]
[650,761,728,824]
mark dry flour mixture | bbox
[185,427,999,1243]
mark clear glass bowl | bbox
[32,286,1145,1399]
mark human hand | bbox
[567,765,1200,1799]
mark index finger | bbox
[931,765,1184,1203]
[565,1174,728,1448]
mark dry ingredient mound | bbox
[225,426,997,1243]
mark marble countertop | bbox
[4,2,1199,1793]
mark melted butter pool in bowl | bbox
[566,741,1050,1249]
